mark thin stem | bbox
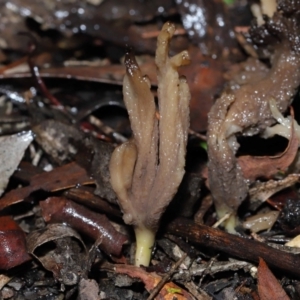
[134,226,155,267]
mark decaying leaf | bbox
[180,48,225,132]
[27,223,87,285]
[0,162,95,211]
[238,122,299,182]
[0,131,33,196]
[113,264,194,300]
[257,258,290,300]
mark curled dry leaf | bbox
[27,223,87,286]
[238,112,299,182]
[40,197,127,257]
[257,258,290,300]
[0,131,33,197]
[0,216,31,270]
[109,22,190,266]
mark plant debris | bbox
[27,223,88,286]
[0,131,33,196]
[257,258,289,300]
[0,162,95,211]
[40,197,127,257]
[0,0,300,299]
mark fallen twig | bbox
[147,253,188,300]
[166,218,300,277]
[40,197,127,257]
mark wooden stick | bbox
[166,218,300,277]
[147,253,188,300]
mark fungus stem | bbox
[215,207,238,234]
[134,226,155,267]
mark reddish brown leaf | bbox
[181,48,225,132]
[238,126,299,181]
[0,216,31,270]
[257,258,290,300]
[0,162,95,211]
[40,197,127,257]
[114,264,194,300]
[64,186,122,218]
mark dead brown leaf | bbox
[114,264,194,300]
[257,258,290,300]
[0,162,95,211]
[238,126,299,181]
[27,223,87,285]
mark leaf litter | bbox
[0,0,300,299]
